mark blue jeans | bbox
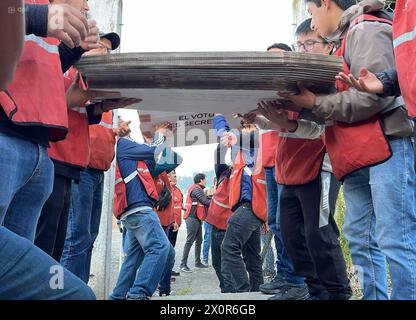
[343,137,416,300]
[202,221,212,263]
[265,167,304,286]
[110,209,175,299]
[60,168,104,283]
[0,226,95,300]
[0,134,54,241]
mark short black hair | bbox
[267,43,292,52]
[194,173,206,184]
[305,0,356,11]
[296,18,315,36]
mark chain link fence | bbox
[384,0,396,12]
[359,0,396,12]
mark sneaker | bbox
[171,270,180,276]
[268,285,310,301]
[259,276,288,294]
[180,265,192,273]
[159,292,171,297]
[195,262,209,268]
[202,259,209,266]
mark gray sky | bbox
[118,0,296,177]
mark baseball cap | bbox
[99,32,121,51]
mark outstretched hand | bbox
[335,67,384,94]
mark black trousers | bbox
[180,216,202,266]
[35,174,72,261]
[211,226,235,293]
[280,173,352,300]
[163,223,178,248]
[221,204,264,293]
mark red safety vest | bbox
[113,161,159,219]
[184,184,208,221]
[0,0,68,142]
[206,169,233,231]
[275,112,325,185]
[114,164,127,218]
[259,130,279,168]
[326,14,392,180]
[393,0,416,117]
[154,172,175,227]
[88,111,116,171]
[48,67,90,169]
[172,185,183,227]
[229,151,267,222]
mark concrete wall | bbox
[88,0,123,35]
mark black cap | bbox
[99,32,121,51]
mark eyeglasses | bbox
[292,40,327,51]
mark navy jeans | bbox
[265,167,304,286]
[0,226,95,300]
[0,134,54,241]
[61,168,104,283]
[110,209,175,299]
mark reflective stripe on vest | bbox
[115,178,123,185]
[124,170,138,184]
[212,198,231,209]
[72,107,88,114]
[394,26,416,48]
[25,34,59,54]
[256,179,267,185]
[99,121,114,129]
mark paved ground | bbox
[94,223,272,300]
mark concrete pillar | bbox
[87,0,123,300]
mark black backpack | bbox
[156,185,172,211]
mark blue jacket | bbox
[213,115,258,204]
[117,134,182,211]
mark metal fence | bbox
[384,0,396,12]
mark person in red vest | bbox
[283,0,416,300]
[168,170,184,248]
[110,122,176,300]
[0,0,99,242]
[213,113,267,293]
[0,0,96,299]
[259,43,306,292]
[335,0,415,118]
[168,170,183,276]
[179,173,211,273]
[35,0,138,263]
[59,30,136,283]
[255,18,351,301]
[205,143,235,293]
